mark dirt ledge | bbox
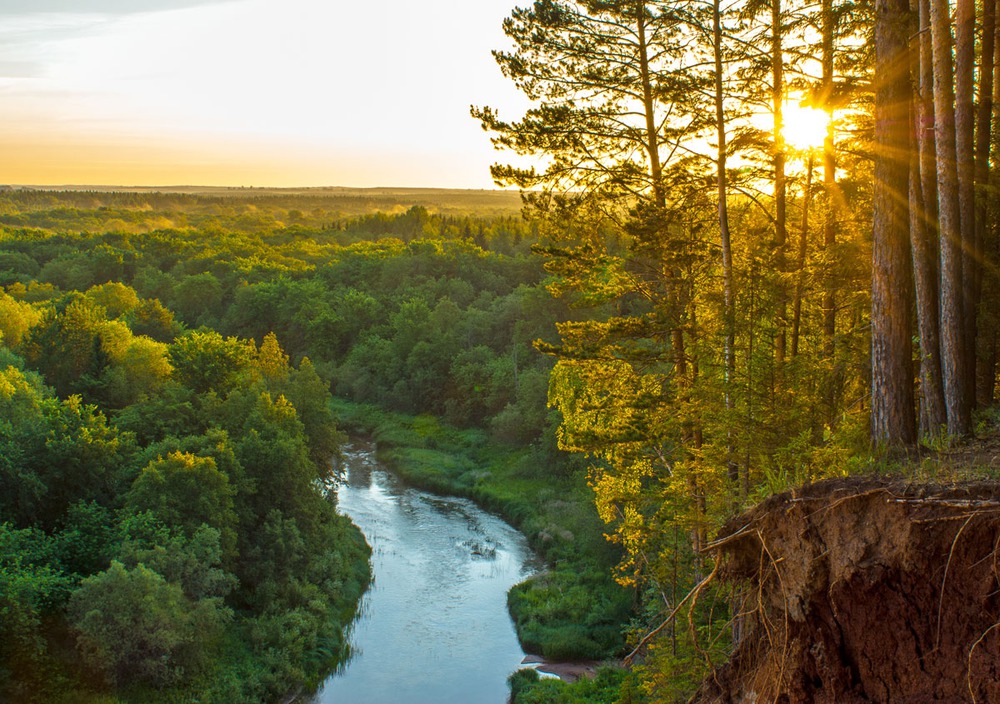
[693,477,1000,703]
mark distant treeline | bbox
[0,188,524,233]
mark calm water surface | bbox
[312,442,537,704]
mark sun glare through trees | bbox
[782,100,832,152]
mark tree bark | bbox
[930,0,971,436]
[820,0,840,423]
[955,0,977,412]
[911,0,946,435]
[974,0,996,406]
[637,5,665,209]
[714,0,738,491]
[791,154,814,358]
[871,0,917,447]
[772,0,788,369]
[983,0,1000,406]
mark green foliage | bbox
[17,294,172,408]
[54,501,119,578]
[0,200,384,701]
[125,453,238,559]
[168,330,253,395]
[0,363,130,528]
[510,571,631,659]
[0,289,43,346]
[509,666,632,704]
[68,560,229,687]
[0,523,72,699]
[117,522,236,602]
[84,283,140,319]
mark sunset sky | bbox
[0,0,530,188]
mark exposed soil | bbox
[520,654,602,683]
[693,477,1000,703]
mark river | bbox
[311,442,538,703]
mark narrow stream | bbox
[312,442,537,703]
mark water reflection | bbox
[313,443,537,704]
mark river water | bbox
[311,442,537,704]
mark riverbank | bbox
[520,654,603,682]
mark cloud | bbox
[0,0,233,15]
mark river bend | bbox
[312,442,536,703]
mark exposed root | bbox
[936,513,975,650]
[967,621,1000,703]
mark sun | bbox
[782,101,832,152]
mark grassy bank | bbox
[330,399,633,660]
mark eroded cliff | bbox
[694,478,1000,703]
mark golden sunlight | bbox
[782,101,831,152]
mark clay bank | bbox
[693,478,1000,703]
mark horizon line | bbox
[5,184,518,194]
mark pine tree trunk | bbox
[955,0,977,412]
[930,0,971,436]
[821,0,840,423]
[714,0,738,492]
[637,6,665,209]
[792,155,813,358]
[983,0,1000,406]
[772,0,788,369]
[929,0,965,427]
[871,0,917,447]
[974,0,996,406]
[912,0,947,435]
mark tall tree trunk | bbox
[821,0,840,423]
[639,3,692,449]
[714,0,738,492]
[931,0,971,436]
[792,154,814,358]
[912,0,947,435]
[637,6,665,209]
[955,0,977,414]
[974,0,996,406]
[954,0,977,394]
[983,0,1000,406]
[910,132,946,435]
[871,0,917,447]
[772,0,788,369]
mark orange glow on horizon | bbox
[0,0,531,189]
[0,131,498,189]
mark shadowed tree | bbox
[871,0,916,445]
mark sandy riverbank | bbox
[519,655,603,683]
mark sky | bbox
[0,0,531,188]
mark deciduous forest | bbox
[4,0,1000,700]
